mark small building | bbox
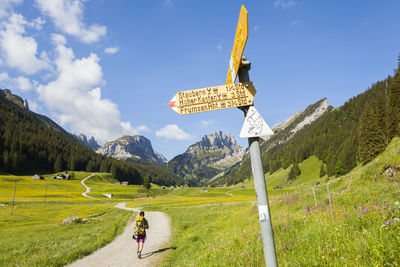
[121,181,129,186]
[32,174,44,180]
[56,174,66,180]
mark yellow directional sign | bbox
[226,5,248,85]
[168,82,256,115]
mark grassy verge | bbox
[0,171,136,266]
[0,200,132,266]
[161,203,264,266]
[158,138,400,266]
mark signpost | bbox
[226,5,248,85]
[168,5,277,266]
[238,61,277,267]
[168,82,256,115]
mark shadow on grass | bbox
[141,246,177,259]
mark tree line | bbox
[216,55,400,185]
[0,92,182,186]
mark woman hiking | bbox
[134,211,149,259]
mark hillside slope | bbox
[0,89,181,186]
[215,69,400,186]
[213,98,331,185]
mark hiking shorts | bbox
[136,235,146,243]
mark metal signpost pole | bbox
[238,59,278,267]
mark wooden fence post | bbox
[327,182,332,210]
[312,186,317,206]
[44,185,48,202]
[11,181,16,215]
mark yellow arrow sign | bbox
[168,82,256,115]
[226,5,248,85]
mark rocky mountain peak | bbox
[0,89,29,110]
[188,131,242,154]
[168,131,244,186]
[78,134,100,150]
[197,131,237,149]
[97,135,167,164]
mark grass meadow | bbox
[0,172,135,266]
[0,201,131,266]
[154,138,400,266]
[1,138,399,266]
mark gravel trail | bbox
[81,173,95,198]
[67,203,172,267]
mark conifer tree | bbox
[387,55,400,140]
[110,162,117,179]
[100,160,109,173]
[68,156,76,171]
[54,155,63,173]
[86,160,95,172]
[319,164,326,178]
[357,101,386,163]
[288,162,301,181]
[143,176,151,190]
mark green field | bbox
[1,138,400,266]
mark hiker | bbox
[134,211,149,259]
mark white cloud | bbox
[197,120,215,128]
[291,20,302,25]
[0,71,33,92]
[0,0,22,18]
[35,0,106,43]
[104,46,119,54]
[16,76,32,91]
[36,42,138,143]
[28,100,40,112]
[51,33,67,45]
[0,14,49,74]
[136,125,150,133]
[273,0,297,8]
[31,17,45,30]
[254,25,260,32]
[216,45,222,51]
[156,124,192,140]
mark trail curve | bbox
[81,173,95,199]
[68,203,172,267]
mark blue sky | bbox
[1,0,399,160]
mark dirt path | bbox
[68,203,172,267]
[81,173,95,198]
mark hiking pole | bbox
[238,58,278,267]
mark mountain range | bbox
[1,58,399,187]
[167,131,244,186]
[0,89,181,186]
[78,134,100,150]
[96,135,167,164]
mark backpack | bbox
[134,216,148,237]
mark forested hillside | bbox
[216,57,400,186]
[0,90,182,186]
